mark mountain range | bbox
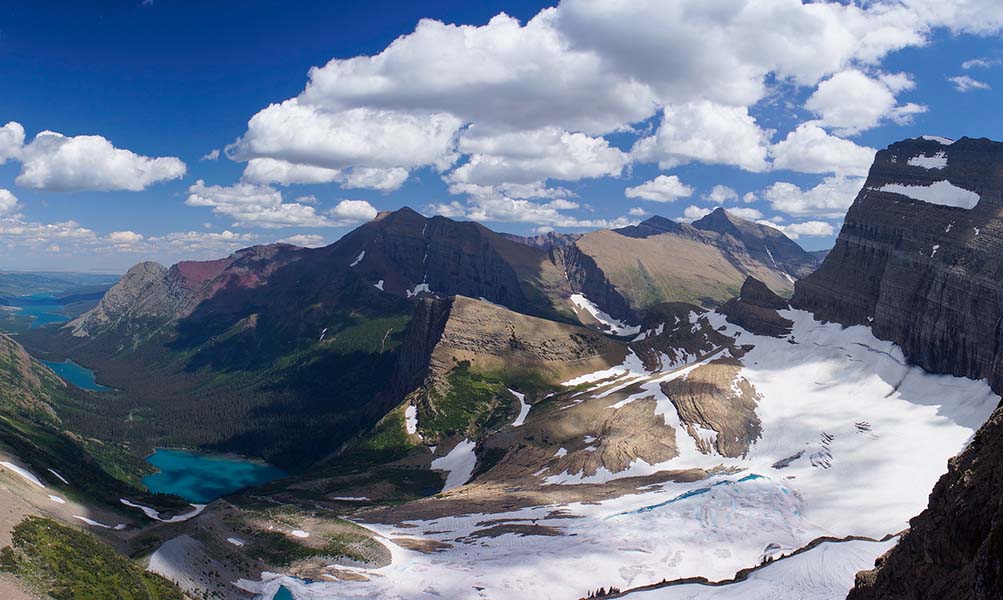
[1,136,1001,600]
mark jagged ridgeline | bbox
[17,206,815,474]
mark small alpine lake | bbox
[143,448,287,504]
[42,359,113,392]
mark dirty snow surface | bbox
[243,310,998,600]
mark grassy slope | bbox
[575,229,794,308]
[0,516,184,600]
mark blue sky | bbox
[2,0,1003,271]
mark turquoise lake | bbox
[8,294,69,329]
[42,359,112,392]
[272,587,294,600]
[143,449,286,504]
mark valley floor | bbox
[232,310,999,600]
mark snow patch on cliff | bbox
[878,180,980,209]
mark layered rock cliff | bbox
[791,136,1003,599]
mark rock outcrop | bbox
[719,277,793,337]
[791,136,1003,599]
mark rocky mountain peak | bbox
[613,215,683,238]
[738,277,789,310]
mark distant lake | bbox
[143,448,286,504]
[42,359,112,392]
[273,587,294,600]
[7,294,69,329]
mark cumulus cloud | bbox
[449,127,628,186]
[185,180,377,228]
[201,149,221,161]
[0,122,25,164]
[107,230,144,245]
[624,175,694,203]
[726,207,764,220]
[632,102,771,172]
[805,70,926,135]
[763,175,865,218]
[328,199,379,224]
[14,130,186,192]
[948,75,991,92]
[680,205,712,222]
[430,187,634,229]
[0,189,19,215]
[771,123,876,176]
[704,185,738,204]
[228,101,460,188]
[278,234,327,248]
[757,219,836,239]
[227,0,1003,199]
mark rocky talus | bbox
[791,136,1003,599]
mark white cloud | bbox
[764,175,865,218]
[948,75,991,92]
[742,192,758,203]
[243,158,343,185]
[186,180,345,228]
[435,186,634,229]
[771,123,876,176]
[229,100,460,174]
[328,199,378,224]
[107,230,144,245]
[757,219,836,239]
[805,70,926,135]
[0,190,19,215]
[278,234,327,248]
[681,205,712,222]
[232,0,997,191]
[242,158,410,191]
[15,130,186,192]
[704,185,738,204]
[624,175,694,203]
[0,122,25,165]
[727,207,764,220]
[962,57,1000,69]
[632,102,771,172]
[201,149,221,161]
[628,207,648,216]
[449,126,628,186]
[425,201,467,218]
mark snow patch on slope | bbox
[570,293,640,336]
[510,389,531,427]
[431,439,477,492]
[120,499,206,523]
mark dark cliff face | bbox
[793,136,1003,389]
[792,136,1003,599]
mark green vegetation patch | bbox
[0,516,184,600]
[245,530,368,567]
[418,360,513,439]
